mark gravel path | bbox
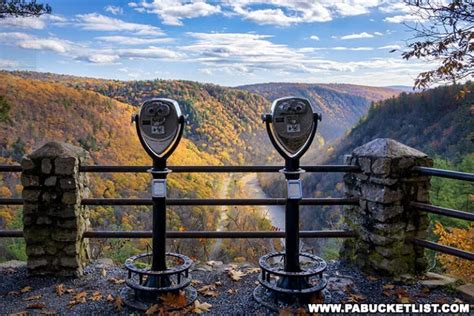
[0,259,466,315]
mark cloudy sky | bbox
[0,0,434,87]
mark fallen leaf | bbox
[26,303,45,310]
[228,270,246,281]
[108,278,125,285]
[39,311,57,315]
[193,300,212,314]
[106,294,114,302]
[246,268,260,274]
[20,286,32,293]
[145,304,166,315]
[367,275,378,281]
[90,291,102,301]
[383,290,392,297]
[65,288,75,294]
[24,294,42,301]
[101,268,107,278]
[398,297,411,304]
[55,284,65,296]
[227,289,238,295]
[160,291,187,308]
[67,291,87,308]
[348,294,367,302]
[383,284,395,290]
[191,280,202,286]
[214,281,222,286]
[9,311,28,316]
[8,291,20,296]
[113,296,124,311]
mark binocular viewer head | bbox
[135,96,320,163]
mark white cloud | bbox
[75,13,164,36]
[1,16,46,29]
[96,35,173,45]
[384,14,425,23]
[228,1,332,26]
[117,46,182,60]
[373,31,383,36]
[81,54,120,64]
[18,38,70,53]
[105,5,124,15]
[340,32,374,40]
[128,1,386,27]
[309,35,320,41]
[0,15,67,30]
[128,0,221,26]
[0,58,19,69]
[378,44,401,50]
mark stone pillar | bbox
[341,138,432,276]
[21,142,91,277]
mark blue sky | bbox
[0,0,433,87]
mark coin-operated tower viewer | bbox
[121,98,196,311]
[255,97,328,310]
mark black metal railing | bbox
[0,164,472,261]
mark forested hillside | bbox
[0,72,255,262]
[239,82,399,141]
[6,71,274,164]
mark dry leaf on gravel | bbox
[228,270,246,281]
[67,291,87,308]
[106,294,114,302]
[90,291,103,301]
[367,275,378,281]
[113,296,124,311]
[193,300,212,314]
[160,291,187,308]
[227,289,238,295]
[101,268,107,278]
[8,291,20,296]
[55,284,65,296]
[20,286,32,293]
[191,279,202,286]
[9,311,28,316]
[26,303,45,310]
[24,294,42,301]
[214,281,222,286]
[246,268,260,274]
[347,294,367,303]
[108,277,125,285]
[145,304,167,315]
[398,297,411,304]
[383,284,395,290]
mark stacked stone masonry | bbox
[341,138,432,276]
[21,142,91,277]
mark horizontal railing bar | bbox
[409,238,474,261]
[83,230,357,239]
[413,166,474,182]
[81,198,359,206]
[411,202,474,221]
[0,230,23,237]
[0,230,357,239]
[0,198,23,205]
[79,165,361,173]
[0,165,22,172]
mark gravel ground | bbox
[0,259,467,315]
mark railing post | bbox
[341,138,432,276]
[21,142,91,277]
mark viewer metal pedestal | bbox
[122,99,196,310]
[254,98,329,311]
